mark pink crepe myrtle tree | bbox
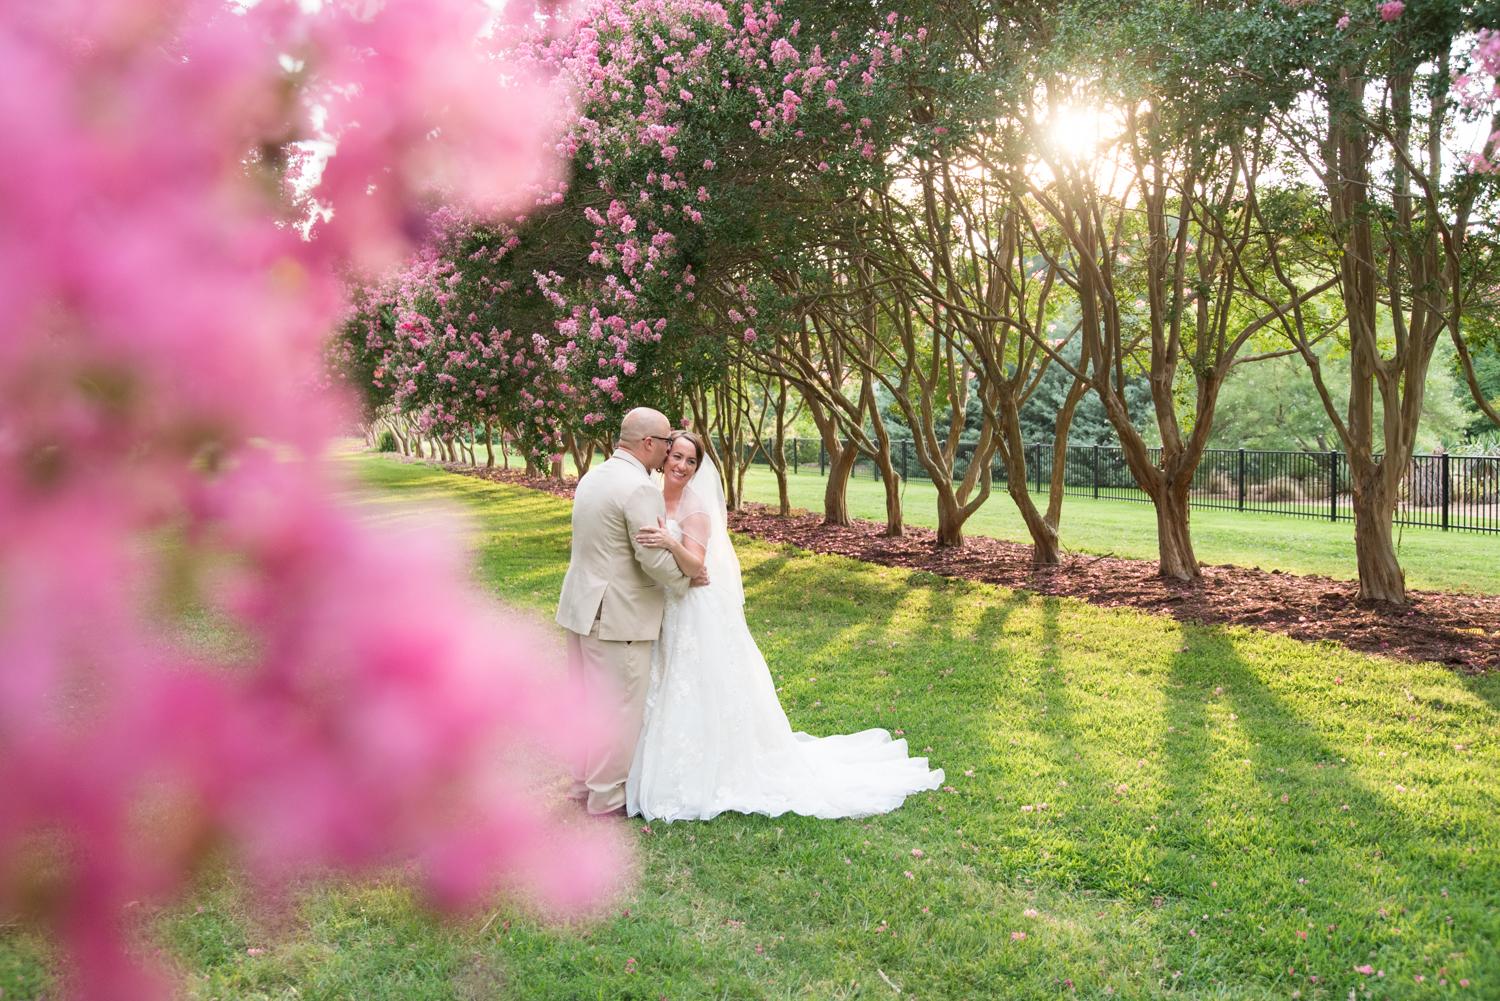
[355,0,925,462]
[530,0,924,421]
[0,2,615,997]
[339,202,623,468]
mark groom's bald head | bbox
[617,407,673,469]
[619,407,672,444]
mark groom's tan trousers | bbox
[566,618,653,814]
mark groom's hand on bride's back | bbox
[689,568,710,588]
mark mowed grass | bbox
[737,466,1500,596]
[5,454,1496,1001]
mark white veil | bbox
[676,453,745,606]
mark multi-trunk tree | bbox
[1254,2,1500,603]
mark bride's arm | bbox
[635,515,706,578]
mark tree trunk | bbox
[995,393,1059,564]
[1153,480,1199,580]
[766,428,791,516]
[997,446,1059,565]
[551,455,565,480]
[935,487,967,547]
[484,422,495,468]
[565,432,595,479]
[822,442,858,526]
[576,439,596,476]
[720,440,741,510]
[1350,463,1406,602]
[1044,377,1089,533]
[932,437,997,548]
[735,441,752,512]
[1013,478,1059,564]
[861,381,903,536]
[873,446,903,537]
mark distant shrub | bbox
[1251,475,1306,503]
[378,429,398,452]
[1198,470,1235,497]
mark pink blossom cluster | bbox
[0,2,613,996]
[1458,30,1500,173]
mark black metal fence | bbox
[744,438,1500,534]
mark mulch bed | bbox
[728,505,1498,674]
[452,462,583,499]
[429,458,1497,673]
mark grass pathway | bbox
[7,456,1495,1001]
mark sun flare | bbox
[1050,105,1105,158]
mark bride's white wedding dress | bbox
[626,460,943,823]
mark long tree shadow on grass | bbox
[1148,632,1496,995]
[945,593,1500,997]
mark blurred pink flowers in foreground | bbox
[1460,31,1500,173]
[0,1,610,998]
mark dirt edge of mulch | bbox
[402,455,1498,674]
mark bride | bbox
[626,431,943,822]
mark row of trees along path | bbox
[339,0,1500,607]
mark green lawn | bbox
[7,454,1495,1000]
[738,467,1500,595]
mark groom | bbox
[555,408,698,815]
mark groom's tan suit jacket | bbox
[555,450,689,641]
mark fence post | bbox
[901,439,908,481]
[1329,451,1339,522]
[820,441,825,476]
[792,438,798,474]
[1092,444,1099,500]
[1441,451,1450,530]
[1238,448,1245,511]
